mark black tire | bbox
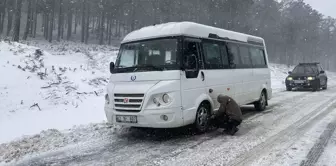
[322,80,328,90]
[286,86,292,91]
[194,102,211,133]
[254,91,267,111]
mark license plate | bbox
[116,115,137,123]
[294,80,305,83]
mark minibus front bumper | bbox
[104,105,185,128]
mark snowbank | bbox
[0,41,118,144]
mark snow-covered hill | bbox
[0,41,118,144]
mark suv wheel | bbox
[286,86,292,91]
[254,91,267,111]
[322,80,328,90]
[194,103,210,133]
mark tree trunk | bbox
[49,0,55,43]
[85,2,90,44]
[105,18,109,42]
[81,0,85,43]
[33,0,37,38]
[99,0,105,45]
[13,0,23,42]
[44,13,49,40]
[74,9,78,34]
[0,0,7,35]
[108,18,112,45]
[57,0,63,42]
[6,2,13,36]
[23,0,32,40]
[67,2,72,40]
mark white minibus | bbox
[104,22,272,132]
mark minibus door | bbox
[180,39,206,125]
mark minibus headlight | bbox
[287,77,293,81]
[153,97,159,104]
[162,94,170,103]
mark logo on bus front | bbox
[131,76,136,81]
[123,98,129,103]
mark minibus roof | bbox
[121,22,264,44]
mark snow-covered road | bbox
[7,86,336,166]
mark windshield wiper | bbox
[133,64,164,72]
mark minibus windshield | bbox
[114,38,179,73]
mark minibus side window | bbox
[202,41,223,69]
[227,43,240,68]
[239,46,252,68]
[220,44,230,69]
[183,40,200,78]
[249,47,267,68]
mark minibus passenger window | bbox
[239,46,252,67]
[227,43,240,66]
[250,48,267,67]
[203,42,222,69]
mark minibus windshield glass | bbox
[114,38,179,73]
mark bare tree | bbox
[57,0,64,42]
[23,0,32,40]
[13,0,23,42]
[99,0,106,45]
[81,0,85,43]
[85,1,90,44]
[49,0,56,43]
[6,0,14,36]
[67,0,73,40]
[0,0,7,35]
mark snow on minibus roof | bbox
[121,22,264,44]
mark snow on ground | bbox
[0,40,118,144]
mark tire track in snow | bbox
[300,117,336,166]
[228,92,336,166]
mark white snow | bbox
[122,22,263,43]
[0,41,118,144]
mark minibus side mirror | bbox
[288,71,292,75]
[110,62,115,73]
[320,70,325,74]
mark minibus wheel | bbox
[194,102,211,133]
[254,91,267,111]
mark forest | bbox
[0,0,336,70]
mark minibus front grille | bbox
[115,104,141,108]
[115,109,141,113]
[114,93,144,112]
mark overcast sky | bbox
[305,0,336,18]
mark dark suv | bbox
[285,63,328,91]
